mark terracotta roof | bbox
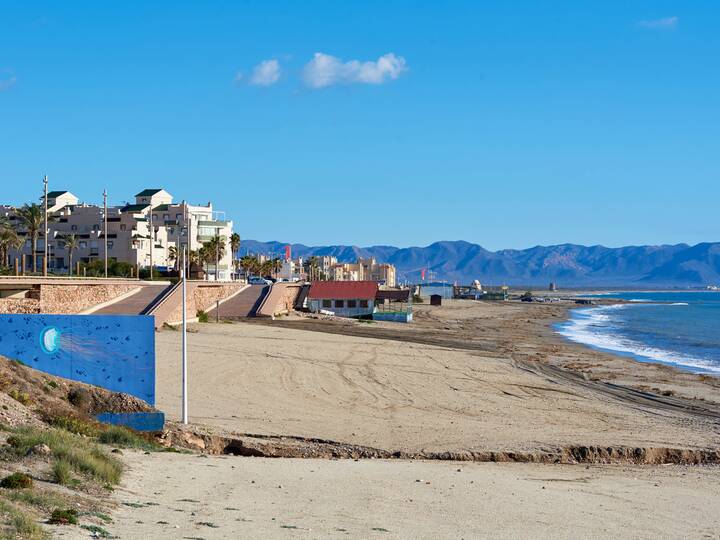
[308,281,379,300]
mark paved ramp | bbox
[208,284,269,319]
[94,283,173,315]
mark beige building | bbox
[329,257,396,286]
[1,188,235,280]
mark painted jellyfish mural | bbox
[0,314,155,405]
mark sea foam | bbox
[557,304,720,374]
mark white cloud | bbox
[302,52,408,89]
[0,72,16,91]
[249,59,281,86]
[638,16,678,30]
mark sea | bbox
[557,291,720,374]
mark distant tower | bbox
[549,282,557,292]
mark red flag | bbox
[421,269,426,280]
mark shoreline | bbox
[555,303,720,377]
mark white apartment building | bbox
[1,188,235,280]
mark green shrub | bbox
[48,508,78,525]
[8,389,31,406]
[52,460,72,486]
[0,499,45,538]
[6,487,69,512]
[0,472,33,489]
[197,310,209,323]
[50,416,101,437]
[67,388,92,408]
[8,427,122,485]
[98,426,158,450]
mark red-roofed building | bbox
[307,281,379,318]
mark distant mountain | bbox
[239,240,720,287]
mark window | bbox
[107,241,114,249]
[176,213,183,220]
[335,300,344,308]
[92,224,99,231]
[359,300,369,308]
[347,300,357,308]
[71,225,77,231]
[79,241,87,249]
[120,224,126,231]
[163,214,170,220]
[322,300,331,308]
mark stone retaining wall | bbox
[0,298,41,314]
[39,284,139,314]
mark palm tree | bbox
[201,236,226,280]
[230,233,240,275]
[15,203,54,273]
[168,245,179,271]
[239,255,258,277]
[0,226,20,268]
[230,233,240,258]
[61,234,79,277]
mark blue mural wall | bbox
[0,314,155,405]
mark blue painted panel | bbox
[96,412,165,432]
[0,314,155,405]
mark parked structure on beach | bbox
[305,280,412,322]
[1,188,235,280]
[307,281,379,318]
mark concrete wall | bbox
[257,283,302,317]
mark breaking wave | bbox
[557,304,720,374]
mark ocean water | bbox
[556,291,720,374]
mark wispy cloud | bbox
[249,59,281,86]
[0,71,16,91]
[302,52,408,89]
[638,16,678,30]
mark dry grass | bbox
[7,427,122,485]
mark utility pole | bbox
[103,189,108,278]
[181,245,188,425]
[43,175,48,277]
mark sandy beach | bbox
[58,451,720,539]
[49,298,720,539]
[154,300,720,455]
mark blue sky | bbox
[1,1,718,250]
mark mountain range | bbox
[239,240,720,287]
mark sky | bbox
[1,1,718,250]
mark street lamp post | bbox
[103,189,108,278]
[43,175,48,277]
[181,245,188,425]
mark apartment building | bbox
[329,257,396,286]
[2,188,235,280]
